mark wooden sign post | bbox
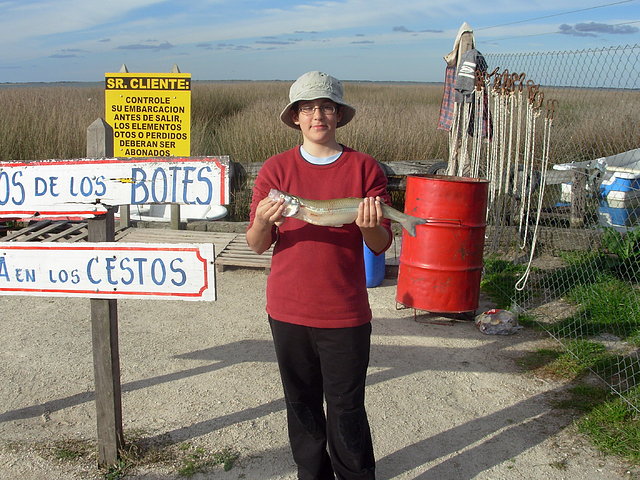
[88,210,124,464]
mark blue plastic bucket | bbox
[364,241,385,288]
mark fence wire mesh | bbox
[473,45,640,412]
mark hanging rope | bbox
[516,100,557,290]
[519,83,542,247]
[447,102,461,176]
[458,103,472,176]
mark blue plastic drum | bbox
[364,241,385,288]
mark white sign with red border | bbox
[0,156,229,219]
[0,242,216,301]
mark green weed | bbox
[50,439,92,462]
[519,347,640,463]
[177,444,239,477]
[481,256,528,309]
[578,388,640,463]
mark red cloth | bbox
[249,146,392,328]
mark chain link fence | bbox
[475,45,640,411]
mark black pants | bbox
[269,317,376,480]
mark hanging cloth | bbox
[455,48,492,139]
[437,22,474,132]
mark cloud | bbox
[351,40,374,44]
[255,39,293,45]
[393,25,442,33]
[216,43,251,51]
[558,24,596,37]
[559,22,639,37]
[48,48,88,59]
[116,41,174,50]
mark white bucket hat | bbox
[280,71,356,129]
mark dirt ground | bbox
[0,268,637,479]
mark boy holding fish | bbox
[247,71,392,480]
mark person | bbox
[246,71,392,480]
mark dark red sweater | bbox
[249,146,392,328]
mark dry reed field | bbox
[0,82,449,165]
[1,81,636,165]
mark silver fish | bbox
[268,188,427,237]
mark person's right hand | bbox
[255,195,286,227]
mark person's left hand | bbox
[356,196,383,230]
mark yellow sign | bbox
[105,72,191,157]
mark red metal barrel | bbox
[396,175,489,313]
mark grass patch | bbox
[555,383,613,412]
[516,348,562,372]
[520,340,610,379]
[540,251,612,297]
[481,256,528,309]
[545,275,640,341]
[518,345,640,464]
[177,443,239,477]
[567,277,640,339]
[578,388,640,464]
[52,439,92,461]
[515,313,541,329]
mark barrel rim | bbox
[406,174,489,184]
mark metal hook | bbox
[500,70,512,94]
[546,99,559,120]
[532,91,544,110]
[493,71,503,90]
[475,70,487,90]
[527,80,540,103]
[518,73,526,92]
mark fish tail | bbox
[400,216,428,237]
[382,204,427,237]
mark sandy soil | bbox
[0,268,637,479]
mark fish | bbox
[268,188,427,237]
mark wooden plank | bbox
[215,234,273,272]
[91,296,123,467]
[0,220,53,241]
[41,223,88,242]
[15,221,69,241]
[42,222,89,242]
[2,221,130,243]
[238,159,444,177]
[236,160,446,192]
[119,229,236,257]
[87,211,124,468]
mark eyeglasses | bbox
[297,104,338,115]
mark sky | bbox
[0,0,639,83]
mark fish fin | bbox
[401,217,428,237]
